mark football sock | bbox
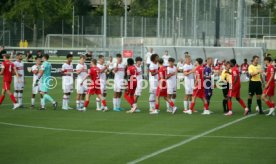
[113,98,116,109]
[41,99,45,108]
[228,100,232,111]
[184,101,188,110]
[102,100,107,107]
[238,99,246,108]
[14,92,18,101]
[265,101,274,108]
[247,99,252,112]
[96,98,101,109]
[190,102,195,111]
[223,99,228,112]
[169,101,175,108]
[204,103,209,110]
[44,94,54,104]
[84,100,89,108]
[0,95,5,104]
[10,94,17,104]
[155,103,159,110]
[76,100,80,109]
[62,95,68,108]
[31,98,35,106]
[18,92,22,105]
[257,99,263,112]
[166,102,170,109]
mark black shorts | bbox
[222,83,229,97]
[248,81,262,96]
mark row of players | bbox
[0,52,275,116]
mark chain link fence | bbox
[0,0,275,49]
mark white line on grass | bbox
[1,118,275,142]
[127,114,257,164]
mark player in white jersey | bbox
[75,55,88,111]
[145,48,153,78]
[166,58,177,112]
[113,54,126,111]
[61,54,74,110]
[148,54,159,112]
[13,53,24,107]
[162,50,170,67]
[96,55,109,111]
[177,58,185,81]
[31,57,42,108]
[183,53,195,112]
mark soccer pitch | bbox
[0,78,275,164]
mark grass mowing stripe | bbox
[128,114,257,164]
[1,119,275,141]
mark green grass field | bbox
[0,77,275,164]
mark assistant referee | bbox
[248,56,263,114]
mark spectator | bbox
[36,50,43,58]
[85,51,93,63]
[26,51,33,62]
[0,46,6,61]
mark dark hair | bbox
[16,53,23,56]
[35,57,41,60]
[43,54,49,60]
[99,55,104,59]
[80,55,86,59]
[244,59,247,62]
[158,58,164,65]
[116,53,122,58]
[184,52,189,55]
[252,55,259,61]
[151,54,159,62]
[91,59,97,65]
[135,56,143,62]
[266,53,271,57]
[168,57,175,63]
[3,54,10,59]
[264,56,272,62]
[127,58,134,66]
[66,54,73,59]
[230,59,237,66]
[225,61,231,65]
[196,58,203,65]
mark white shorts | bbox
[167,83,177,95]
[76,79,87,94]
[62,78,73,93]
[135,80,143,96]
[185,79,194,95]
[14,78,24,91]
[114,79,125,92]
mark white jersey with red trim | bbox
[31,64,40,85]
[76,63,88,79]
[13,60,24,81]
[113,62,126,81]
[61,63,74,80]
[97,63,107,81]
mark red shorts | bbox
[263,84,275,97]
[228,89,240,98]
[192,88,205,98]
[2,81,11,90]
[156,81,167,97]
[126,81,137,95]
[87,85,101,95]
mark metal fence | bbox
[0,0,276,49]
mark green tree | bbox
[129,0,158,17]
[92,0,124,16]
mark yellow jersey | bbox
[220,69,231,82]
[248,64,262,81]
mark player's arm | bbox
[0,64,4,75]
[149,68,158,76]
[35,68,44,86]
[99,64,109,73]
[194,73,199,86]
[265,68,274,88]
[167,70,177,79]
[113,63,119,73]
[13,66,19,78]
[80,74,90,85]
[233,71,238,84]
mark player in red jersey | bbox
[150,58,177,115]
[262,57,275,116]
[125,58,139,113]
[80,59,108,112]
[224,59,249,116]
[240,59,249,73]
[184,58,210,115]
[0,54,20,109]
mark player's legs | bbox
[83,94,91,111]
[62,92,70,110]
[0,89,6,105]
[97,94,108,111]
[262,94,274,112]
[201,97,210,115]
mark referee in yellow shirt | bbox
[248,56,264,114]
[220,62,231,113]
